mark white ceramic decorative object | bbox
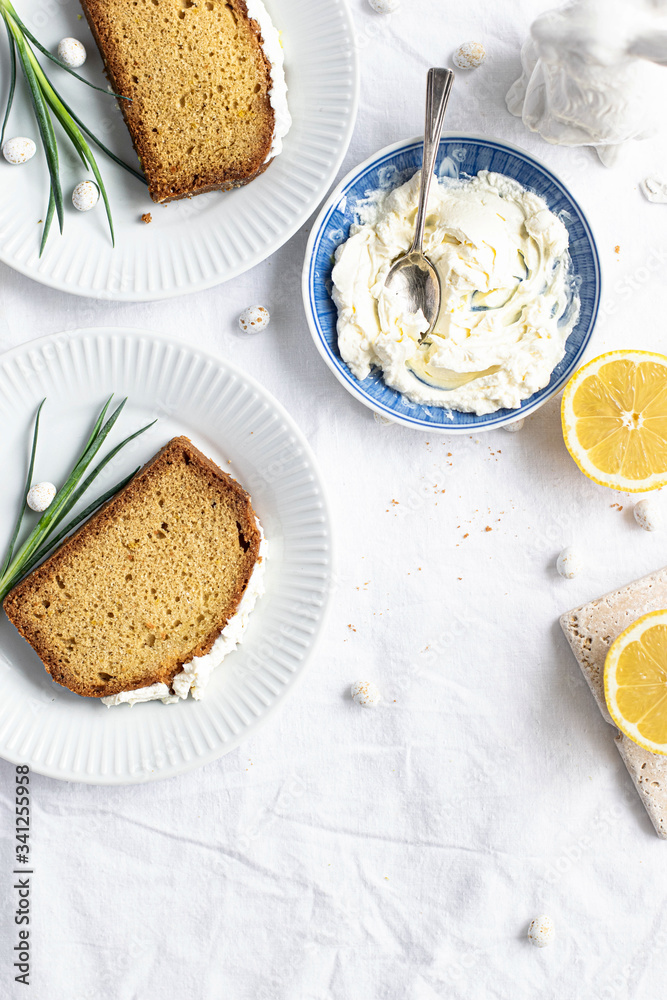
[506,0,667,166]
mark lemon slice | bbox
[605,610,667,754]
[561,350,667,492]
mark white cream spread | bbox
[100,682,176,708]
[102,520,267,707]
[245,0,292,162]
[332,169,579,415]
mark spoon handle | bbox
[410,68,454,254]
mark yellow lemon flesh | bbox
[561,350,667,491]
[605,610,667,755]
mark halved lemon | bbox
[561,350,667,492]
[605,610,667,755]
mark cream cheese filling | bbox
[332,169,580,415]
[101,520,267,707]
[245,0,292,162]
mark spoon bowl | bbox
[382,251,441,334]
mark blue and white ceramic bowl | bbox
[302,134,601,433]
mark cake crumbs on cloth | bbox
[141,212,152,224]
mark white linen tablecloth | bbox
[2,1,667,996]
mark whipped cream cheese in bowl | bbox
[303,134,600,433]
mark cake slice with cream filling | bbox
[79,0,291,202]
[3,437,266,705]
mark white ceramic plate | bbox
[0,0,358,300]
[0,328,332,783]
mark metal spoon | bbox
[381,68,501,392]
[381,67,453,337]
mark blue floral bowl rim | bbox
[301,132,601,434]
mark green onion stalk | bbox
[0,397,156,603]
[0,0,146,253]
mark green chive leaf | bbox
[39,184,56,257]
[7,18,64,232]
[0,396,157,602]
[0,19,16,146]
[0,398,44,577]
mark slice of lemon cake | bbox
[3,437,266,704]
[79,0,291,202]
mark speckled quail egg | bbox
[453,41,486,69]
[557,547,583,579]
[2,137,36,165]
[57,37,87,68]
[72,180,100,212]
[634,497,663,532]
[27,482,56,512]
[238,305,270,333]
[368,0,400,11]
[350,680,381,708]
[504,418,524,433]
[527,915,555,947]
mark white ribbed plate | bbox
[0,328,332,783]
[0,0,358,300]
